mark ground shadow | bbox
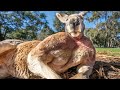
[90,60,120,79]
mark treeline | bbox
[0,11,54,41]
[84,11,120,48]
[0,11,120,47]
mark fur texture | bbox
[0,12,96,79]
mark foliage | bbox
[37,24,55,40]
[0,11,120,48]
[85,11,120,48]
[0,11,52,41]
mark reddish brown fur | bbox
[30,32,95,74]
[0,40,41,79]
[0,32,95,79]
[0,12,96,79]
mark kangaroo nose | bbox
[73,20,80,27]
[73,22,76,27]
[73,21,79,28]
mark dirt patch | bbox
[90,54,120,79]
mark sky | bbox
[40,11,56,30]
[40,11,96,31]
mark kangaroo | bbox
[0,11,96,79]
[27,11,96,79]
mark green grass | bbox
[96,48,120,57]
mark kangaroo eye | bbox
[66,18,68,21]
[77,19,80,23]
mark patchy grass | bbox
[96,48,120,57]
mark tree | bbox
[37,24,55,40]
[0,11,49,41]
[86,11,120,47]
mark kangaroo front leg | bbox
[70,65,93,79]
[27,53,62,79]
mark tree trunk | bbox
[0,32,5,41]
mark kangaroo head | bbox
[56,11,87,38]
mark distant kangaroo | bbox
[0,11,96,79]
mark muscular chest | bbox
[48,38,95,73]
[50,49,72,65]
[71,40,95,64]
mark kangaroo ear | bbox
[56,13,68,23]
[79,11,88,18]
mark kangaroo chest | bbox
[48,40,94,73]
[50,49,72,65]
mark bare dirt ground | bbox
[90,54,120,79]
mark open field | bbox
[96,48,120,57]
